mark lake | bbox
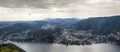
[13,42,120,52]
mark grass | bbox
[0,43,25,52]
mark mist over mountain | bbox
[44,18,80,24]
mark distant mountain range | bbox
[0,16,120,45]
[0,18,80,35]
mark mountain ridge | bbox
[0,15,120,45]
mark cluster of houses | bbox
[0,39,11,44]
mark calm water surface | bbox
[13,42,120,52]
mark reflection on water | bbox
[13,42,120,52]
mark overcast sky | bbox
[0,0,120,21]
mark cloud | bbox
[0,0,88,8]
[0,0,58,8]
[0,0,120,21]
[0,0,50,8]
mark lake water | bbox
[13,42,120,52]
